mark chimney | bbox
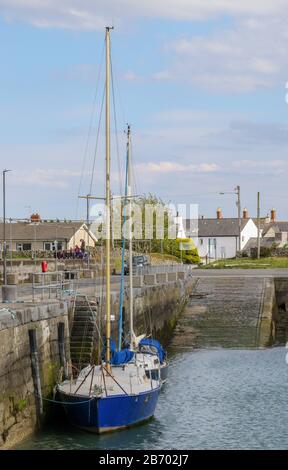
[30,213,41,223]
[243,208,249,219]
[271,208,276,222]
[216,207,223,220]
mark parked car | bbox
[132,255,150,268]
[124,255,150,274]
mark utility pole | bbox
[257,192,261,259]
[3,169,11,286]
[78,193,91,227]
[219,185,241,252]
[78,193,106,268]
[235,185,241,252]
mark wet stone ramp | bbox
[171,276,274,350]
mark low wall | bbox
[0,259,97,283]
[0,301,70,448]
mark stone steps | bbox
[70,297,98,369]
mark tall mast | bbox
[105,26,112,371]
[127,126,135,348]
[118,126,129,351]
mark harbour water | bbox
[16,345,288,450]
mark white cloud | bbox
[163,14,288,92]
[10,168,85,188]
[0,1,288,30]
[151,70,172,81]
[232,159,287,174]
[137,161,219,174]
[123,71,142,81]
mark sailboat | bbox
[118,126,168,383]
[56,27,161,433]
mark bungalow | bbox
[0,217,97,253]
[184,208,258,261]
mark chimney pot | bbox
[271,208,276,222]
[216,207,223,219]
[243,208,249,219]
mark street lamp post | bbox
[235,185,241,252]
[3,169,11,286]
[219,185,241,253]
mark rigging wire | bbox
[89,84,106,195]
[130,138,140,198]
[76,39,105,219]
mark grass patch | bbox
[150,253,181,264]
[202,257,288,269]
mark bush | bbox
[163,238,200,264]
[250,246,272,259]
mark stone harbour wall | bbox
[0,301,70,449]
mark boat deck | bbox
[58,363,160,398]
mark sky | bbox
[1,1,288,221]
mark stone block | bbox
[177,272,186,281]
[143,274,156,286]
[33,274,43,284]
[133,276,143,288]
[83,270,94,279]
[167,272,177,282]
[156,273,168,284]
[7,273,18,285]
[2,285,18,303]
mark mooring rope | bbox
[34,392,94,406]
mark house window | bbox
[44,242,53,251]
[44,241,63,251]
[16,243,32,251]
[200,239,203,245]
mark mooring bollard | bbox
[58,322,68,379]
[28,329,43,428]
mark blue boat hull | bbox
[57,387,160,433]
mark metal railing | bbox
[31,272,75,301]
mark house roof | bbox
[184,218,250,237]
[262,222,288,236]
[0,221,85,241]
[252,218,269,230]
[243,237,279,251]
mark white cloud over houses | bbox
[137,161,219,174]
[10,168,85,189]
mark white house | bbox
[184,208,258,261]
